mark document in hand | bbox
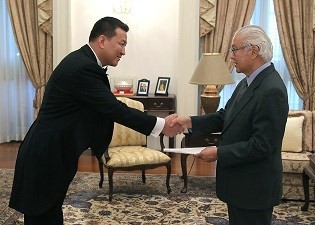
[164,147,206,155]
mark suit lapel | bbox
[223,87,254,131]
[222,64,275,132]
[81,44,111,89]
[223,84,253,132]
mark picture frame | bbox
[155,77,170,96]
[136,79,150,96]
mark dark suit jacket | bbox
[191,64,288,210]
[9,45,157,215]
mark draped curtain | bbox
[274,0,315,110]
[6,0,53,117]
[199,0,256,113]
[0,1,34,143]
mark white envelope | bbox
[164,147,206,155]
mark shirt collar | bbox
[88,44,103,68]
[247,61,271,86]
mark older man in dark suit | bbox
[173,25,289,225]
[9,17,183,225]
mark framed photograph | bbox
[155,77,170,96]
[136,79,150,96]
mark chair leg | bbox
[166,161,172,194]
[142,170,146,183]
[98,160,104,188]
[108,169,114,201]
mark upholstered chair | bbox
[97,97,171,201]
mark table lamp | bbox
[190,53,234,113]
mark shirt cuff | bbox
[150,117,165,137]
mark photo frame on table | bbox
[155,77,170,96]
[136,79,150,96]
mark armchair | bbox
[97,97,172,201]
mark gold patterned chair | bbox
[97,97,171,201]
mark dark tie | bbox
[234,80,248,105]
[225,80,248,120]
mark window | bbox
[219,0,302,110]
[0,1,35,143]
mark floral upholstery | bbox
[97,97,171,201]
[281,110,314,200]
[103,146,170,167]
[108,98,146,148]
[105,97,171,168]
[282,152,310,174]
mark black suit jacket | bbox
[191,64,289,210]
[9,45,157,215]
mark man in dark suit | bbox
[9,17,183,225]
[172,25,289,225]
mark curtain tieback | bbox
[33,85,46,108]
[303,88,315,100]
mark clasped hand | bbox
[161,114,192,137]
[161,114,183,137]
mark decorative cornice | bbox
[200,0,216,37]
[38,0,52,36]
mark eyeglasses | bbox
[229,44,252,55]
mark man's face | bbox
[230,33,253,76]
[100,28,127,67]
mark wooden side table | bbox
[301,154,315,211]
[180,132,220,193]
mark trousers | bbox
[227,204,273,225]
[24,200,64,225]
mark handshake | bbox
[161,114,218,162]
[161,114,192,137]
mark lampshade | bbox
[190,53,234,85]
[190,53,234,114]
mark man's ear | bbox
[251,45,260,59]
[98,35,107,48]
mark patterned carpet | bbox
[1,169,315,224]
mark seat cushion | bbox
[282,151,312,173]
[103,146,171,167]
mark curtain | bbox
[6,0,53,117]
[0,1,34,143]
[274,0,315,110]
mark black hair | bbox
[88,17,129,42]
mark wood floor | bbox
[0,142,216,177]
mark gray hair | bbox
[236,25,273,62]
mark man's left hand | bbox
[194,146,218,162]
